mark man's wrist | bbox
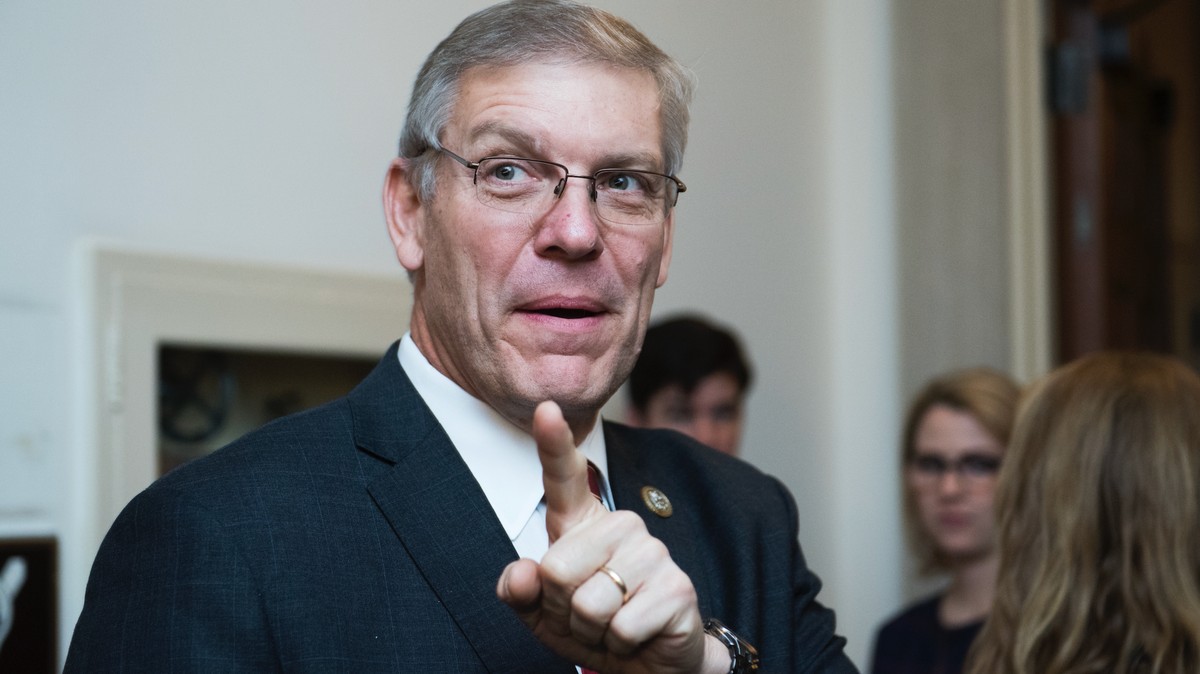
[702,633,736,674]
[702,618,760,674]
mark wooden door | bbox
[1050,0,1200,367]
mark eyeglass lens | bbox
[910,454,1002,481]
[472,157,675,226]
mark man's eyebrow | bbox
[463,122,543,156]
[462,122,664,172]
[595,151,664,173]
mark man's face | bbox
[631,372,746,455]
[387,62,675,436]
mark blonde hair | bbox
[967,351,1200,674]
[901,367,1021,572]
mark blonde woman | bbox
[871,368,1021,674]
[966,351,1200,674]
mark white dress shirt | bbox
[398,333,613,562]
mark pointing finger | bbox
[533,400,603,541]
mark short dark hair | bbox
[628,315,752,411]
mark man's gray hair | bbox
[398,0,695,201]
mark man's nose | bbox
[692,416,720,446]
[534,179,604,261]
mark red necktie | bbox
[586,461,603,503]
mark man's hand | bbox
[497,401,729,674]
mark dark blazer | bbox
[66,342,856,673]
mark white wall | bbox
[1,0,1025,668]
[894,0,1013,393]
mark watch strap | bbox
[703,618,760,673]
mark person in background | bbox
[626,314,753,456]
[965,351,1200,674]
[64,2,855,672]
[871,367,1021,674]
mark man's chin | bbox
[524,380,610,412]
[525,379,616,418]
[496,351,627,409]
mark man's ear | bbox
[655,209,675,288]
[383,158,426,273]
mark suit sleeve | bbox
[772,475,860,674]
[65,486,276,673]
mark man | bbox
[627,315,753,456]
[66,2,855,672]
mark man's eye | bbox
[488,162,530,182]
[603,172,646,192]
[709,405,740,423]
[664,407,693,424]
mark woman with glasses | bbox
[965,352,1200,674]
[870,367,1021,674]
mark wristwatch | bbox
[703,618,760,673]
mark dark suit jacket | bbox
[66,343,856,673]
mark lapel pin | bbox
[640,485,673,518]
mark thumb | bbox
[533,400,601,541]
[496,558,543,616]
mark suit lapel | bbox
[351,345,572,674]
[603,423,717,616]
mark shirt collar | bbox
[397,334,610,541]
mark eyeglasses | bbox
[436,147,686,226]
[908,453,1002,488]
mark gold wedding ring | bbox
[598,566,629,604]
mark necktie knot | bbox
[586,461,603,501]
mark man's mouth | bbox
[535,307,600,319]
[519,296,608,321]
